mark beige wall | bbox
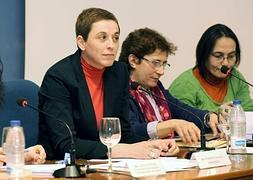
[25,0,253,93]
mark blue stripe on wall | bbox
[0,0,25,80]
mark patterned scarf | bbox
[129,81,172,122]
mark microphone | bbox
[220,66,253,87]
[16,98,85,178]
[131,81,213,151]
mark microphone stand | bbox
[232,75,253,87]
[53,149,82,178]
[18,101,84,178]
[52,126,82,178]
[221,66,253,87]
[133,84,213,152]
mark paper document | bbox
[160,157,197,171]
[24,164,65,173]
[127,159,166,177]
[191,148,231,169]
[89,157,197,172]
[89,161,129,172]
[0,164,65,173]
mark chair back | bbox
[0,79,39,147]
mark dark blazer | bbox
[38,50,147,160]
[129,81,211,138]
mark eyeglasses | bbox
[211,52,237,62]
[141,57,170,69]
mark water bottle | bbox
[229,99,246,153]
[5,120,25,177]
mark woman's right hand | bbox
[157,119,200,145]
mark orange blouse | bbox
[81,58,105,128]
[193,68,228,103]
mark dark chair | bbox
[0,79,39,148]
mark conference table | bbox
[83,154,253,180]
[1,150,253,179]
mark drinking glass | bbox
[99,117,121,172]
[217,108,230,152]
[1,127,10,154]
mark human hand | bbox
[220,101,233,117]
[207,113,220,137]
[142,139,179,158]
[0,147,5,167]
[111,142,162,159]
[166,120,200,144]
[112,139,179,159]
[217,107,231,139]
[127,141,162,159]
[25,145,46,164]
[156,139,179,157]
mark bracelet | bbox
[203,112,217,128]
[203,113,210,128]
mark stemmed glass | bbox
[99,117,121,172]
[217,108,231,153]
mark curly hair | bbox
[119,28,176,69]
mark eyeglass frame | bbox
[135,55,170,69]
[210,52,237,62]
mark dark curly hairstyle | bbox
[118,28,176,69]
[195,24,241,78]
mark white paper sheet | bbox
[0,164,65,173]
[89,157,197,172]
[24,164,66,173]
[159,157,197,171]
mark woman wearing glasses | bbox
[169,24,253,113]
[119,28,219,144]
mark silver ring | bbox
[149,150,157,159]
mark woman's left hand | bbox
[149,139,179,157]
[208,113,219,137]
[160,139,179,156]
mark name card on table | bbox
[127,159,166,177]
[191,148,231,169]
